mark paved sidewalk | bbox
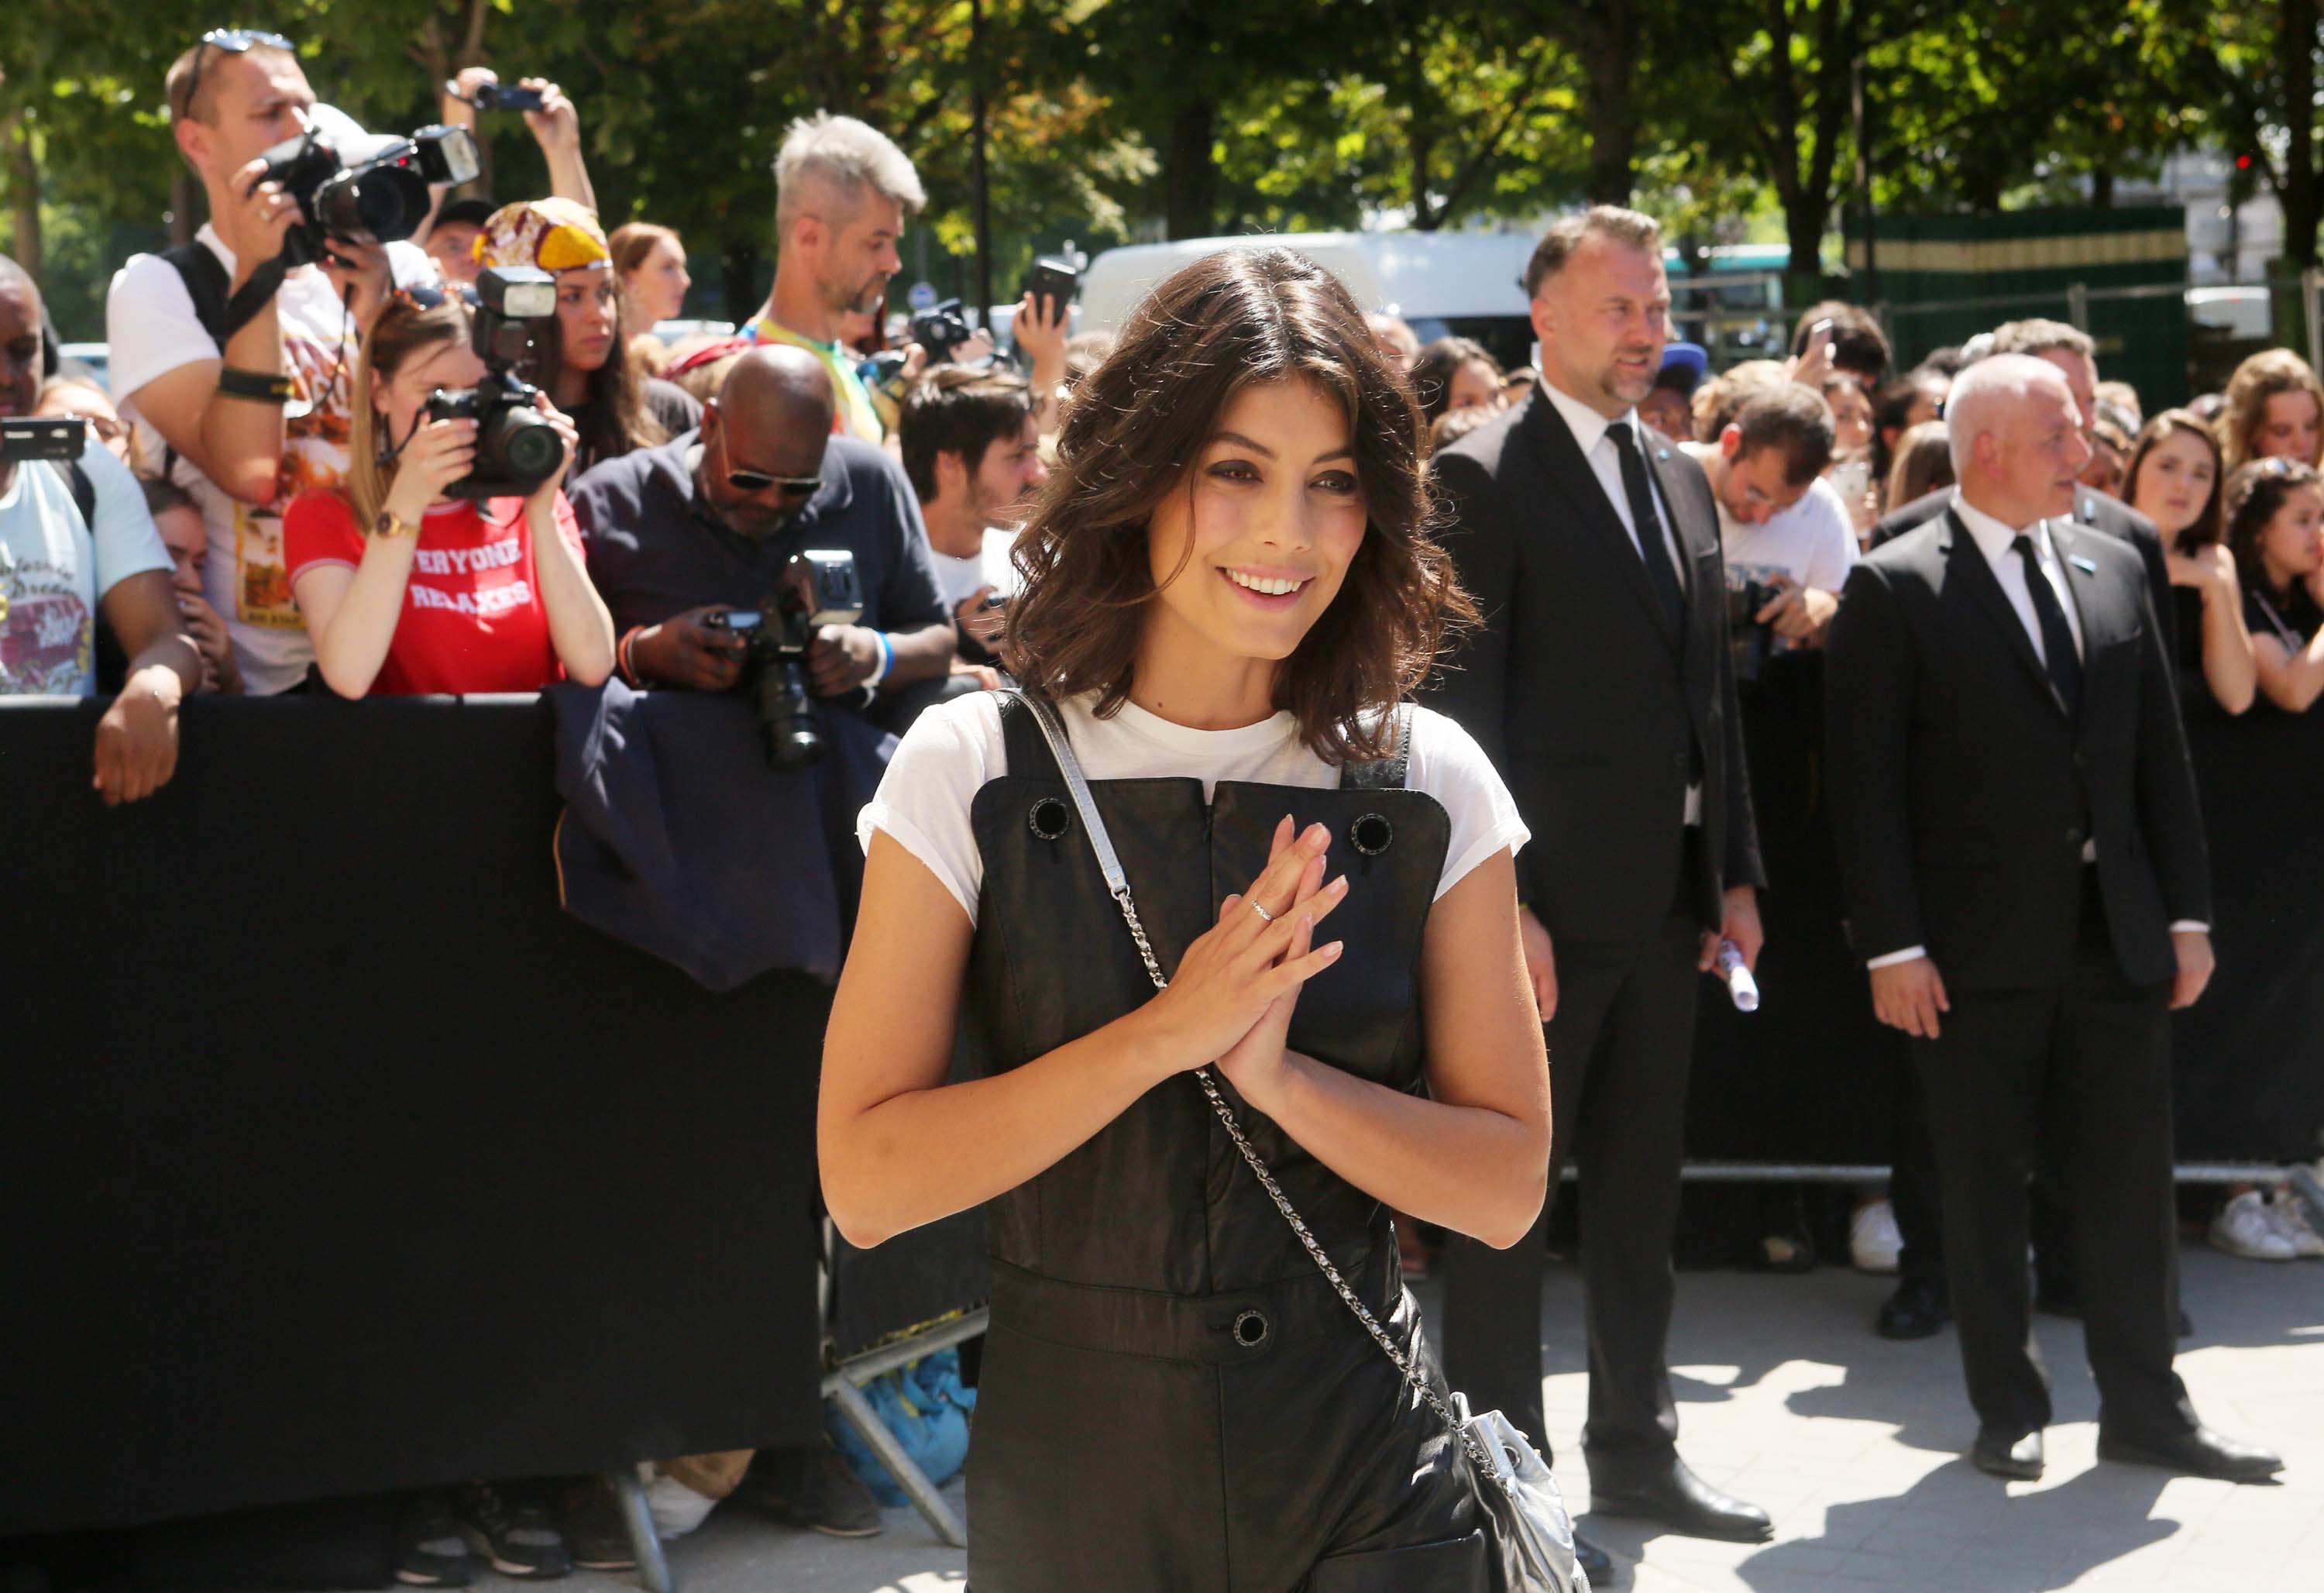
[551,1244,2320,1593]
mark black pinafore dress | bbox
[960,696,1491,1592]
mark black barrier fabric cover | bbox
[0,696,824,1536]
[1684,651,1906,1163]
[2173,700,2324,1161]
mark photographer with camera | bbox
[741,113,927,445]
[108,30,440,694]
[2,255,203,803]
[1679,383,1857,652]
[569,344,952,713]
[896,366,1046,686]
[280,277,614,698]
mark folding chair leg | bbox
[607,1468,676,1593]
[827,1379,967,1548]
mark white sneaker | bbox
[2209,1190,2298,1261]
[1850,1199,1904,1274]
[2266,1188,2324,1258]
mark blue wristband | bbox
[867,628,894,687]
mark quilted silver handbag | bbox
[1012,693,1587,1593]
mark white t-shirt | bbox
[0,435,174,697]
[928,525,1020,609]
[107,225,432,693]
[860,691,1530,926]
[1681,443,1859,593]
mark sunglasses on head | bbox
[392,280,481,312]
[180,28,297,119]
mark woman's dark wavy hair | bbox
[2223,456,2323,601]
[1002,245,1473,764]
[538,284,665,465]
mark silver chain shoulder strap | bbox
[1004,691,1515,1498]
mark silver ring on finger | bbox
[1249,900,1274,924]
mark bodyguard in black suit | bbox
[1429,208,1773,1545]
[1873,480,2178,663]
[1867,325,2174,1340]
[1825,356,2281,1485]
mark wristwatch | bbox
[371,509,420,540]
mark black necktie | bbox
[1606,421,1686,637]
[2012,533,2083,718]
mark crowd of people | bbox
[4,22,2322,1591]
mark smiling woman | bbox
[1004,246,1464,761]
[818,246,1556,1590]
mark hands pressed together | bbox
[1140,815,1350,1106]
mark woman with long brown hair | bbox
[2218,347,2324,472]
[2124,409,2254,715]
[819,246,1552,1589]
[476,201,700,477]
[283,282,614,698]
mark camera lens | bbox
[480,406,566,494]
[755,659,825,769]
[314,160,430,243]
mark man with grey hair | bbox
[1826,356,2281,1487]
[1431,205,1771,1560]
[740,112,927,444]
[1870,316,2173,661]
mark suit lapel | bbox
[1520,397,1682,647]
[2050,521,2108,648]
[1943,510,2068,719]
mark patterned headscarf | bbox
[475,198,610,273]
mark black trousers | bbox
[1910,876,2197,1441]
[1440,890,1703,1478]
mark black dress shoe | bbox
[1573,1533,1617,1584]
[1590,1458,1774,1543]
[1875,1276,1950,1340]
[2097,1425,2284,1482]
[1970,1424,2044,1480]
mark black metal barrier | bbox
[1,695,825,1539]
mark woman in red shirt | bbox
[285,283,616,697]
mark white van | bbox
[1080,232,1540,370]
[1081,232,1794,373]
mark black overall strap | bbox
[1337,704,1414,791]
[995,690,1061,779]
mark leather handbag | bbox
[1011,692,1588,1593]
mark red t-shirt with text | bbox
[283,490,586,696]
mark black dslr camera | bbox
[1725,576,1783,685]
[426,267,567,500]
[910,299,977,366]
[703,551,866,769]
[256,121,480,267]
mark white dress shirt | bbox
[1867,491,2204,969]
[1538,380,1701,826]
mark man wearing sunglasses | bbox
[569,344,954,706]
[105,29,432,695]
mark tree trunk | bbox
[1164,97,1219,240]
[2282,0,2319,269]
[2091,168,2114,207]
[170,167,198,246]
[2,117,37,277]
[721,243,760,325]
[1580,0,1638,206]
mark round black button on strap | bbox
[1028,796,1072,841]
[1349,812,1394,856]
